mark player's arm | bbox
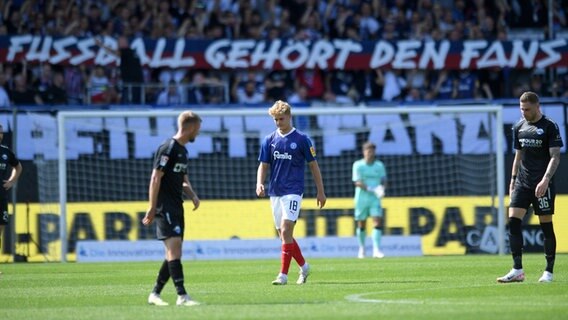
[308,160,326,208]
[352,163,370,190]
[352,163,364,189]
[3,162,22,190]
[256,162,269,197]
[183,175,200,211]
[535,147,561,198]
[143,168,164,225]
[509,149,522,194]
[354,179,374,192]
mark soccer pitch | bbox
[1,254,567,320]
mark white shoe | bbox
[176,294,200,306]
[357,247,365,259]
[297,263,310,284]
[538,271,553,283]
[373,249,385,258]
[497,268,525,283]
[272,273,288,285]
[148,293,169,306]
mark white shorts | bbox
[270,194,303,229]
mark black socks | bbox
[508,217,523,269]
[540,222,556,273]
[168,259,187,295]
[152,259,170,294]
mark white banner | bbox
[9,108,567,160]
[76,236,422,262]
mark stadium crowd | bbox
[0,0,567,107]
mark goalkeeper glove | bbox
[374,185,385,198]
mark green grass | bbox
[1,254,567,320]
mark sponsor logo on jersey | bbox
[519,138,543,148]
[173,162,187,172]
[273,151,292,160]
[310,146,316,157]
[159,155,169,166]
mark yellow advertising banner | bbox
[2,196,567,262]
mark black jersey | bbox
[512,115,563,188]
[153,138,188,209]
[0,144,20,199]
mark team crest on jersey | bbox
[159,155,169,166]
[310,146,316,157]
[536,128,544,135]
[290,142,297,149]
[1,154,6,160]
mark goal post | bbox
[53,105,505,262]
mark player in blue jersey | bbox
[0,124,22,271]
[352,142,387,259]
[256,100,327,285]
[497,92,563,283]
[142,111,201,306]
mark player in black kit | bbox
[0,124,22,263]
[142,111,202,306]
[497,92,563,283]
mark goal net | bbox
[31,106,505,261]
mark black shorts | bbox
[509,183,556,215]
[0,200,8,225]
[155,204,185,240]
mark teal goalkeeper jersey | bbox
[352,159,387,202]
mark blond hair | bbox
[268,100,291,117]
[519,91,540,104]
[178,110,202,129]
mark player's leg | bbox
[148,258,171,306]
[147,214,171,305]
[354,205,368,258]
[535,185,556,282]
[155,209,198,306]
[273,195,307,285]
[356,219,367,258]
[371,217,384,258]
[164,237,186,295]
[291,238,305,267]
[272,219,295,285]
[290,236,310,284]
[498,186,531,283]
[164,236,198,306]
[497,207,527,283]
[287,195,309,284]
[369,198,384,258]
[538,215,555,282]
[270,196,289,285]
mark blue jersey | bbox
[258,128,317,196]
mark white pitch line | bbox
[344,284,557,306]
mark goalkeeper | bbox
[352,142,387,259]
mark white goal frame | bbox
[57,105,506,262]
